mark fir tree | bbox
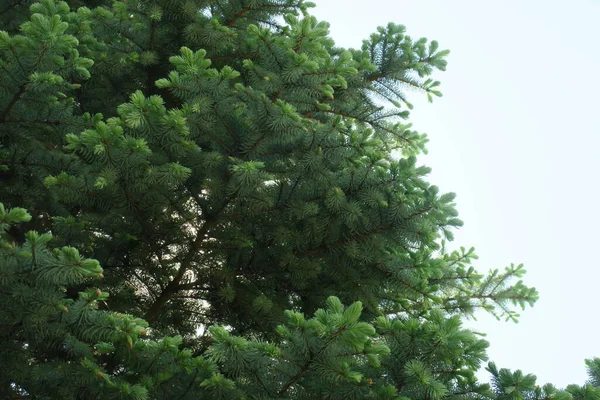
[0,0,588,399]
[0,0,536,341]
[485,358,600,400]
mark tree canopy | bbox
[0,0,594,399]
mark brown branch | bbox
[278,365,310,396]
[2,119,85,128]
[323,109,412,145]
[293,34,306,52]
[371,263,431,300]
[278,326,346,396]
[226,6,250,27]
[0,83,27,122]
[367,72,384,82]
[144,201,230,321]
[149,20,157,50]
[443,294,531,303]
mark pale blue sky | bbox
[312,0,600,387]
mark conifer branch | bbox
[372,263,432,299]
[175,370,199,400]
[10,47,26,73]
[298,207,432,257]
[0,3,549,397]
[321,109,413,145]
[144,201,229,321]
[0,84,27,123]
[278,326,346,396]
[225,6,250,27]
[0,0,27,17]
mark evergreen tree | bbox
[0,204,498,399]
[485,358,600,400]
[0,0,536,342]
[0,0,589,399]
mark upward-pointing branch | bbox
[144,201,229,322]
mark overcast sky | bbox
[311,0,600,387]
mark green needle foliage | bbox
[0,0,592,398]
[485,357,600,400]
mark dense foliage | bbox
[0,0,595,398]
